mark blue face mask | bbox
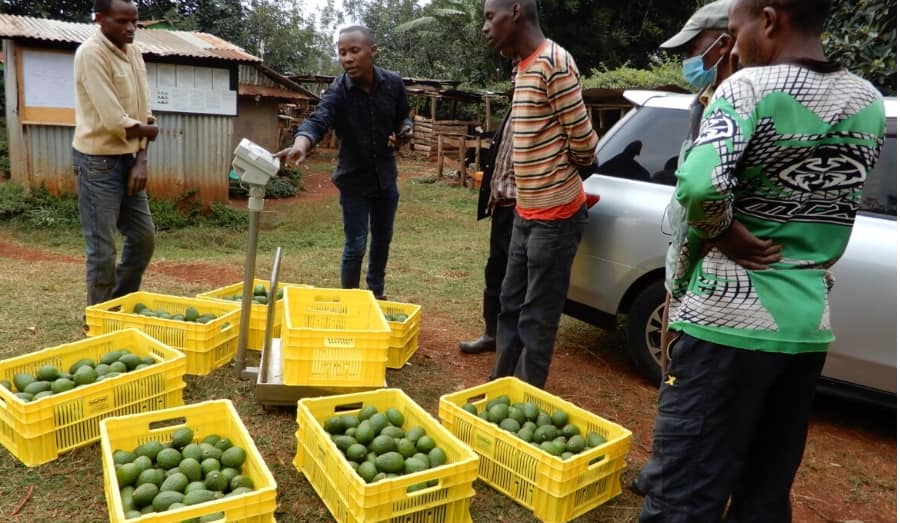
[681,34,727,91]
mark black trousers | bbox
[481,205,515,336]
[490,206,587,388]
[637,334,827,523]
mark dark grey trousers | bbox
[482,204,515,336]
[489,205,587,388]
[637,333,827,523]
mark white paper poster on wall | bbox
[149,64,236,116]
[20,49,235,116]
[22,49,76,109]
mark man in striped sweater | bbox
[482,0,599,388]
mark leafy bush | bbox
[0,117,9,178]
[583,59,687,90]
[824,0,897,95]
[149,197,192,231]
[207,202,249,230]
[0,182,29,218]
[1,74,7,177]
[23,186,80,228]
[0,182,250,231]
[229,165,304,199]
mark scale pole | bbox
[234,185,265,377]
[260,247,283,384]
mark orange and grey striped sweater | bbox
[512,40,598,219]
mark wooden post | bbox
[430,95,437,157]
[4,40,30,188]
[457,136,466,187]
[474,136,482,172]
[485,97,493,133]
[436,134,444,178]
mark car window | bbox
[859,127,896,217]
[594,106,689,186]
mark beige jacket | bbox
[73,28,152,155]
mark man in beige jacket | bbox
[73,0,159,306]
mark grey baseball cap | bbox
[660,0,734,50]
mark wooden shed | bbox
[0,15,315,205]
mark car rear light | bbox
[585,193,600,209]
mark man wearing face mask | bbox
[636,0,885,520]
[631,0,736,498]
[655,0,739,379]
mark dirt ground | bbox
[0,162,895,522]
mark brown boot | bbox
[459,335,496,354]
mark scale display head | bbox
[232,138,281,187]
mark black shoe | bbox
[629,478,646,496]
[459,335,496,354]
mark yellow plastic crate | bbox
[196,279,313,351]
[101,399,277,523]
[281,288,390,387]
[439,377,633,523]
[376,300,422,369]
[85,292,241,375]
[294,388,479,523]
[0,329,185,467]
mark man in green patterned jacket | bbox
[637,0,885,521]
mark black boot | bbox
[459,334,496,353]
[459,291,500,354]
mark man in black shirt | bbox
[277,25,412,299]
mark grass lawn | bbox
[0,151,644,522]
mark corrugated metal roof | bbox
[0,14,260,62]
[239,83,313,101]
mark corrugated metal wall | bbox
[22,112,233,204]
[24,125,76,194]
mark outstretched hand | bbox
[707,221,782,270]
[275,135,313,167]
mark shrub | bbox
[583,59,687,90]
[206,202,248,230]
[149,197,192,231]
[824,0,896,95]
[0,182,29,218]
[229,165,304,200]
[0,182,251,232]
[22,186,80,228]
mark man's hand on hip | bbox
[707,221,782,270]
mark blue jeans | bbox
[339,184,400,298]
[490,205,587,387]
[73,150,155,306]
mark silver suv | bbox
[566,90,897,405]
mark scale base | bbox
[253,339,385,407]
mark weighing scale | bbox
[229,139,381,407]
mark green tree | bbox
[539,0,699,71]
[379,0,700,83]
[0,0,91,20]
[824,0,896,95]
[390,0,506,82]
[341,0,432,77]
[172,0,249,51]
[244,0,333,74]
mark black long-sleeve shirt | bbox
[295,67,412,195]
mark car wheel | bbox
[625,280,665,383]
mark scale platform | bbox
[253,339,385,407]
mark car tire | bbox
[625,279,666,384]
